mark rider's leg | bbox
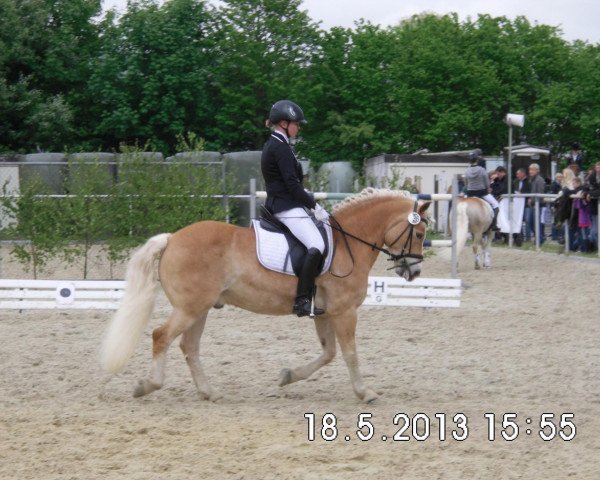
[483,194,500,230]
[274,208,326,317]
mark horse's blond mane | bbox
[332,187,413,214]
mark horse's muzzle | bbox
[395,262,421,281]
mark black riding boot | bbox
[293,248,325,317]
[491,207,499,231]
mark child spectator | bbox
[572,178,592,252]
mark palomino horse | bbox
[449,196,494,269]
[101,188,431,404]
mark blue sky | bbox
[102,0,600,44]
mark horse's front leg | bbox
[330,309,379,404]
[279,317,336,386]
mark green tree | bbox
[208,0,321,151]
[299,24,395,168]
[529,42,600,165]
[0,0,101,151]
[0,77,74,151]
[87,0,215,152]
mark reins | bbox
[326,200,428,278]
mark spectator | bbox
[562,167,577,190]
[571,178,591,251]
[553,169,578,249]
[511,168,529,246]
[490,166,508,198]
[568,163,584,181]
[525,163,546,244]
[549,173,564,240]
[549,173,564,194]
[585,161,600,251]
[565,142,584,171]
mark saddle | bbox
[251,207,334,276]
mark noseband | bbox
[327,200,428,278]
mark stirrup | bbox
[292,297,325,318]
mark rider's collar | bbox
[272,130,289,144]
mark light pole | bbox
[505,113,525,247]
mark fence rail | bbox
[501,193,599,256]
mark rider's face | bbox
[284,121,301,138]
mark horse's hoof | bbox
[278,368,293,387]
[474,264,481,270]
[203,391,223,402]
[133,379,160,398]
[364,389,379,404]
[196,389,222,402]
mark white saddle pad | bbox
[251,219,334,276]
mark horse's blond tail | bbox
[440,201,469,260]
[101,233,171,374]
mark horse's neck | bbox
[334,201,390,272]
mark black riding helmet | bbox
[468,148,483,165]
[269,100,307,124]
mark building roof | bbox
[503,144,551,156]
[367,151,472,165]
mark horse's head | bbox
[384,201,431,281]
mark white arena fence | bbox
[0,277,461,310]
[364,276,461,308]
[0,279,126,310]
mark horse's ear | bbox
[418,201,431,215]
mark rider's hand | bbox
[313,204,329,222]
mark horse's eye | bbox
[416,233,424,240]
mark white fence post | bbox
[451,175,458,279]
[249,178,256,221]
[534,197,541,251]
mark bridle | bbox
[327,200,428,278]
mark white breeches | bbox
[483,194,499,209]
[274,207,325,254]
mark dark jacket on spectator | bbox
[513,177,530,194]
[549,179,562,195]
[491,176,508,197]
[527,174,546,206]
[554,187,576,225]
[586,171,600,215]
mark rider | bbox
[261,100,328,317]
[464,149,499,230]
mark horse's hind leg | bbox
[279,317,336,387]
[133,308,200,398]
[180,312,222,401]
[331,309,378,404]
[482,234,492,268]
[473,233,482,269]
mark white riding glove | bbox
[313,204,329,222]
